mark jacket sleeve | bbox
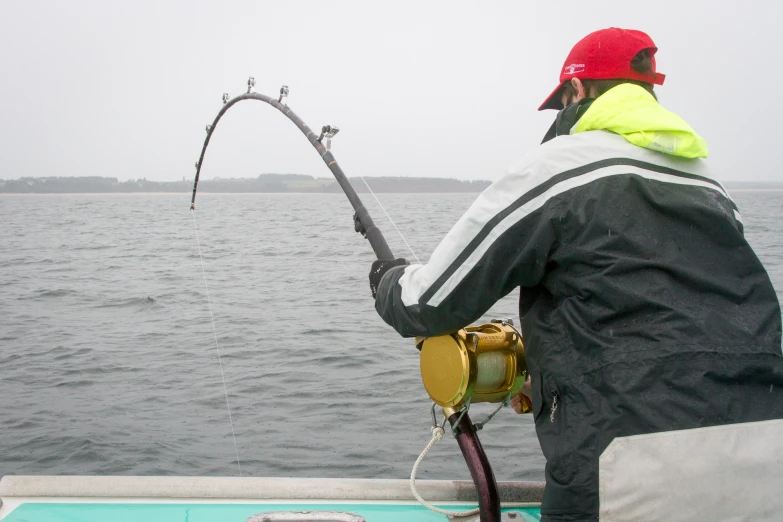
[374,152,560,338]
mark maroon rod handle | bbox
[449,411,501,522]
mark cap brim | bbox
[538,81,566,111]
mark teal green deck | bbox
[2,502,541,521]
[0,476,544,521]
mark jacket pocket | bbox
[537,374,576,484]
[539,373,560,424]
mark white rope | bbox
[410,426,481,518]
[191,209,243,476]
[359,176,421,264]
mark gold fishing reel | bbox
[417,320,532,415]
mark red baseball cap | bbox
[538,27,666,111]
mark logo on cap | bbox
[563,63,585,75]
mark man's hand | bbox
[511,376,533,414]
[353,211,367,237]
[369,258,408,298]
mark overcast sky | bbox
[0,1,780,183]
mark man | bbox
[369,28,783,521]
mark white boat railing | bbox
[0,475,544,503]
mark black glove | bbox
[369,258,409,298]
[354,211,367,237]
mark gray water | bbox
[1,191,781,482]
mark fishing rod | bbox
[190,78,393,261]
[189,79,533,522]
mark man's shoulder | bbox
[503,130,719,196]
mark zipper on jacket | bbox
[550,392,559,423]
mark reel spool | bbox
[418,320,531,415]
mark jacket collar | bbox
[573,84,708,158]
[542,84,708,159]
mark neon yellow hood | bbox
[573,84,708,158]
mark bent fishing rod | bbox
[189,79,531,522]
[190,79,392,261]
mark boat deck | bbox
[0,476,543,521]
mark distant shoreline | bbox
[0,191,489,196]
[0,174,492,194]
[1,174,780,194]
[727,188,783,192]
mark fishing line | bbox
[190,209,242,476]
[359,176,421,264]
[187,84,398,478]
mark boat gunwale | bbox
[0,475,544,503]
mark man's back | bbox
[522,126,781,365]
